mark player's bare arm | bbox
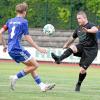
[63,36,75,49]
[1,35,7,52]
[82,26,98,33]
[24,35,47,53]
[0,28,7,52]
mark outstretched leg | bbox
[51,45,78,64]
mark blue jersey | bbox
[6,17,29,52]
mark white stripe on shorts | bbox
[23,55,33,63]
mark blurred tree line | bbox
[0,0,100,30]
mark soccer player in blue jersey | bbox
[0,2,55,92]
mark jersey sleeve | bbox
[2,25,8,31]
[72,29,78,39]
[2,19,9,31]
[22,21,29,35]
[88,23,95,29]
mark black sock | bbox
[77,73,87,85]
[59,48,73,61]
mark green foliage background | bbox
[0,0,100,29]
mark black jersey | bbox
[72,22,97,47]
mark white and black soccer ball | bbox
[43,24,55,35]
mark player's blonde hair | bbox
[77,11,87,19]
[16,2,28,13]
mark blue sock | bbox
[17,70,26,79]
[34,76,42,85]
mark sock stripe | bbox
[17,70,26,78]
[34,76,41,84]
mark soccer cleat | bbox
[51,53,60,64]
[9,75,17,91]
[41,83,55,92]
[75,84,81,92]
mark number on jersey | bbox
[10,26,16,39]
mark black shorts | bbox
[73,44,98,69]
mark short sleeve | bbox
[22,20,29,35]
[72,29,78,39]
[2,25,8,31]
[87,22,95,29]
[3,19,10,30]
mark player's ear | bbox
[23,11,26,17]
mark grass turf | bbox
[0,62,100,100]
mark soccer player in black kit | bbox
[51,11,98,91]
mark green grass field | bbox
[0,62,100,100]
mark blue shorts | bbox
[96,31,100,39]
[8,50,31,63]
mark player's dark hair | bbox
[16,2,28,13]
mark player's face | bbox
[77,15,86,26]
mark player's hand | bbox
[3,47,7,53]
[38,47,47,54]
[82,27,88,33]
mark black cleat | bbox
[75,84,81,92]
[51,53,60,64]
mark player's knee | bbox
[35,63,39,68]
[69,45,78,53]
[30,64,39,71]
[30,63,39,71]
[80,67,86,74]
[29,65,38,72]
[30,60,39,69]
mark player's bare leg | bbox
[9,58,37,90]
[10,57,55,91]
[31,71,55,92]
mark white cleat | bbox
[41,83,55,92]
[9,75,17,91]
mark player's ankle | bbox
[14,75,18,80]
[39,82,45,88]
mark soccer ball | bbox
[43,24,55,35]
